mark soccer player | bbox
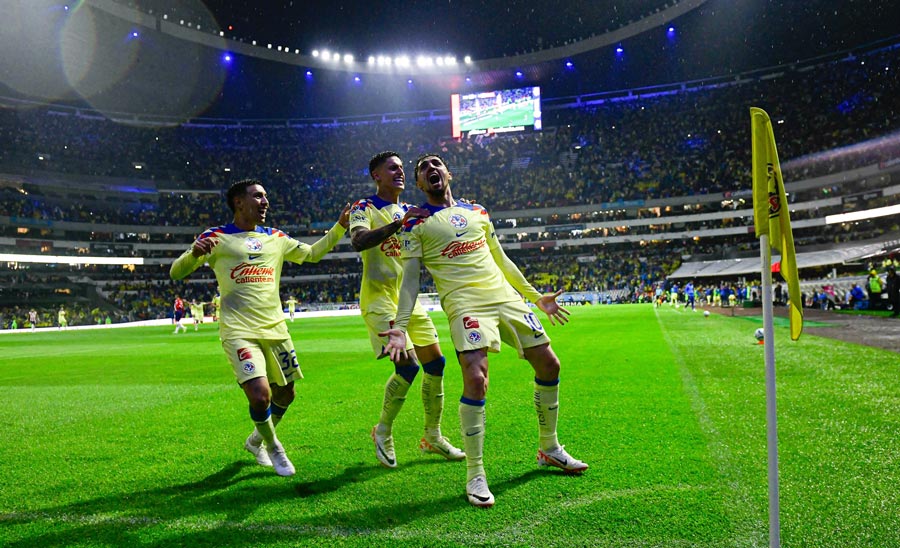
[284,295,298,322]
[173,296,186,334]
[381,153,587,507]
[170,179,350,477]
[58,306,67,330]
[684,281,696,311]
[211,292,221,321]
[350,151,464,469]
[28,308,38,332]
[189,299,205,331]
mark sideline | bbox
[0,309,367,335]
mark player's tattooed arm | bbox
[350,206,430,252]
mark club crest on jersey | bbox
[448,213,468,229]
[467,331,482,344]
[242,362,255,373]
[245,237,263,252]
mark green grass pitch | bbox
[1,304,898,547]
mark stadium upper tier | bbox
[1,41,898,225]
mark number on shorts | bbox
[278,350,299,372]
[524,312,543,333]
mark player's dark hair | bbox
[226,179,262,212]
[413,153,448,182]
[368,151,401,179]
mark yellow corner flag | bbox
[751,107,802,340]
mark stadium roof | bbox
[668,240,899,280]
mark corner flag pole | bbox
[758,233,780,548]
[752,106,803,548]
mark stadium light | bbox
[312,50,320,57]
[464,56,472,64]
[565,60,574,69]
[343,54,354,64]
[222,53,233,63]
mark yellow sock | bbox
[378,374,411,435]
[534,381,560,451]
[421,373,445,438]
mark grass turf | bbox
[1,304,898,547]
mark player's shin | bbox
[534,378,560,451]
[459,398,486,481]
[250,406,278,447]
[377,366,417,435]
[421,357,447,437]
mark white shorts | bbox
[221,338,303,386]
[447,300,551,359]
[363,302,439,358]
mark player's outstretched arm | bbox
[170,235,217,280]
[378,257,422,361]
[299,203,351,263]
[535,289,571,326]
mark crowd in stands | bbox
[1,43,899,324]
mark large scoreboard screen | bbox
[451,86,541,138]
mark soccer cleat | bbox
[244,435,273,467]
[371,426,397,468]
[465,475,495,507]
[266,442,296,477]
[419,435,465,461]
[537,445,588,474]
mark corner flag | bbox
[751,107,803,341]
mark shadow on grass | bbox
[0,459,551,546]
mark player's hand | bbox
[377,328,409,362]
[338,203,352,229]
[402,206,431,224]
[536,289,571,326]
[191,236,218,258]
[457,197,476,205]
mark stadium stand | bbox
[1,40,898,327]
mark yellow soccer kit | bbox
[170,222,346,342]
[350,195,438,355]
[399,202,548,355]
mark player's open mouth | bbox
[428,172,441,184]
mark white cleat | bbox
[419,435,465,461]
[266,442,296,477]
[244,435,273,467]
[466,475,495,507]
[371,426,397,468]
[537,445,588,474]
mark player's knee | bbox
[271,384,295,407]
[531,350,560,379]
[395,364,420,384]
[421,356,446,376]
